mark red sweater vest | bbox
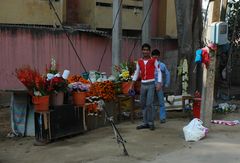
[138,58,156,80]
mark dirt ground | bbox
[0,110,240,163]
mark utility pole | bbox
[200,0,222,127]
[112,0,122,73]
[142,0,151,45]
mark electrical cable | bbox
[98,0,153,70]
[48,0,87,73]
[127,0,154,60]
[48,0,153,73]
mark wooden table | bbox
[35,104,85,143]
[117,94,136,123]
[182,95,194,110]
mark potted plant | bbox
[46,58,69,105]
[48,76,68,105]
[16,65,51,111]
[68,75,91,107]
[88,81,115,101]
[114,60,136,94]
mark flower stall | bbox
[11,57,139,143]
[13,63,84,143]
[113,60,141,123]
[85,81,118,130]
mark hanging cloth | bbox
[201,47,210,67]
[195,49,202,63]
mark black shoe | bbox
[149,125,155,130]
[160,119,166,123]
[33,140,48,146]
[136,124,149,130]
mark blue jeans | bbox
[140,81,155,125]
[156,90,166,120]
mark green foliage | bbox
[227,0,240,49]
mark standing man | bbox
[130,43,162,130]
[152,49,170,123]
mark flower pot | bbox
[121,81,132,95]
[50,92,64,106]
[32,96,50,112]
[72,92,86,107]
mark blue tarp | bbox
[10,92,35,136]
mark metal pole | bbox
[142,0,151,45]
[112,0,122,73]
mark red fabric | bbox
[201,47,210,67]
[193,91,201,119]
[138,58,156,80]
[211,120,240,126]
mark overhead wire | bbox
[127,0,154,60]
[48,0,153,73]
[48,0,88,73]
[98,0,154,70]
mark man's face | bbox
[142,47,151,57]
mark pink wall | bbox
[0,28,177,90]
[0,28,112,89]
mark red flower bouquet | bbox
[49,76,68,93]
[16,65,51,96]
[45,58,69,94]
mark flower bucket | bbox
[81,72,89,80]
[86,103,98,113]
[32,96,50,112]
[72,92,86,107]
[50,92,64,106]
[121,82,132,95]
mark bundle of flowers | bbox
[114,60,135,82]
[68,82,90,92]
[85,96,103,115]
[87,81,115,101]
[67,75,90,84]
[46,57,59,74]
[16,65,51,96]
[49,76,68,93]
[67,75,91,92]
[45,58,69,94]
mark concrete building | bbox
[0,0,178,92]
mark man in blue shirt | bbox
[151,49,170,123]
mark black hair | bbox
[151,49,160,56]
[142,43,151,50]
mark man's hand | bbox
[129,81,135,90]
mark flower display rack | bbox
[34,104,85,143]
[85,101,118,131]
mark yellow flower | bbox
[121,70,130,79]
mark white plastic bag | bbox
[183,118,208,142]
